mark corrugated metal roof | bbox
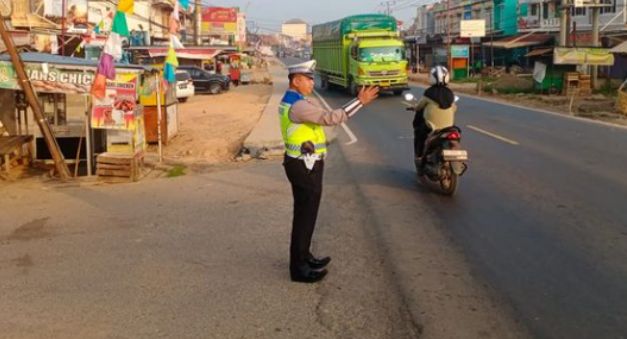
[610,41,627,54]
[485,33,553,49]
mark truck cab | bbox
[348,37,408,95]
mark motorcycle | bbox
[404,93,469,195]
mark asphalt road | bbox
[310,68,627,338]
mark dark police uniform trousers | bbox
[283,154,324,272]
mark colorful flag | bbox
[90,73,108,99]
[171,34,184,49]
[104,32,123,60]
[111,11,129,36]
[163,62,176,83]
[165,45,179,67]
[117,0,134,13]
[97,53,116,80]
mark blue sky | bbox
[208,0,426,33]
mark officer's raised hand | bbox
[358,86,380,106]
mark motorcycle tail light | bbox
[445,131,461,140]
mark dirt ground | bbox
[153,81,272,166]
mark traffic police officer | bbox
[280,60,379,283]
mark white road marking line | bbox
[466,125,520,145]
[313,90,358,145]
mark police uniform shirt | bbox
[288,92,364,126]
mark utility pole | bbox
[447,0,452,70]
[195,0,201,46]
[559,0,569,46]
[0,18,71,179]
[61,0,67,55]
[489,5,494,68]
[591,2,600,89]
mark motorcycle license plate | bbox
[442,149,468,161]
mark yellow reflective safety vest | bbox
[278,90,327,158]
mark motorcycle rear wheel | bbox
[439,172,458,196]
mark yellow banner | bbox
[554,48,615,66]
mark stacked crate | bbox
[96,152,143,182]
[563,72,580,96]
[578,74,592,96]
[562,72,592,97]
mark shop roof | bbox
[145,48,222,60]
[610,41,627,54]
[0,52,153,71]
[485,33,553,49]
[525,48,553,57]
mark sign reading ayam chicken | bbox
[201,7,238,35]
[0,61,94,94]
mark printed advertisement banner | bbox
[44,0,89,32]
[554,48,615,66]
[91,73,139,131]
[201,7,238,35]
[0,61,94,94]
[31,33,59,54]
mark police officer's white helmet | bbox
[429,65,450,86]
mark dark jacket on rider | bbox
[413,84,457,157]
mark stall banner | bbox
[236,12,247,43]
[91,73,139,130]
[43,0,89,32]
[554,48,615,66]
[0,61,94,94]
[31,33,59,54]
[201,7,238,35]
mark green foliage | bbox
[166,165,186,178]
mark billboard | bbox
[0,61,94,94]
[201,7,238,35]
[44,0,89,32]
[236,12,247,43]
[460,20,486,38]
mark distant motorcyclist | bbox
[412,65,457,161]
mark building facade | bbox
[281,19,308,41]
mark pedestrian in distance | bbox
[279,60,379,283]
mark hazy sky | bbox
[210,0,424,32]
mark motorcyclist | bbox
[413,65,457,162]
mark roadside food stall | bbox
[0,52,152,176]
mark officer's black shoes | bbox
[307,256,331,270]
[290,267,328,283]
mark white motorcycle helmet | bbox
[429,65,450,86]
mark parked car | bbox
[178,66,230,95]
[175,70,195,102]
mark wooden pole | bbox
[61,0,66,55]
[155,73,163,163]
[0,18,72,179]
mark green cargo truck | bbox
[312,14,409,96]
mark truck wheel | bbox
[320,76,329,90]
[348,79,358,96]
